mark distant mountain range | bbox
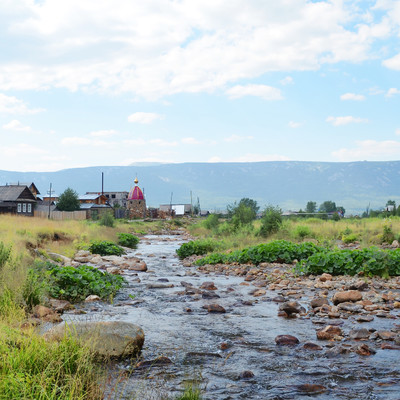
[1,161,400,214]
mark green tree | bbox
[231,203,256,229]
[386,200,396,216]
[305,201,317,214]
[319,201,337,213]
[57,188,80,211]
[227,198,258,220]
[258,205,282,237]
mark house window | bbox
[17,203,21,213]
[28,204,32,213]
[111,194,116,199]
[23,203,26,213]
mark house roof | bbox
[79,203,112,209]
[0,185,36,202]
[79,194,107,201]
[128,186,144,200]
[8,182,40,195]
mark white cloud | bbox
[396,129,400,135]
[0,93,44,114]
[0,0,383,98]
[2,119,31,131]
[89,129,117,137]
[226,84,283,100]
[288,121,303,128]
[383,54,400,70]
[181,137,201,145]
[326,116,369,126]
[0,143,47,156]
[149,139,178,147]
[385,88,400,97]
[340,93,366,101]
[332,140,400,161]
[61,137,110,146]
[128,112,163,124]
[223,134,254,143]
[280,76,293,85]
[208,153,290,162]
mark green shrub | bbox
[22,268,50,310]
[196,240,325,266]
[382,224,395,244]
[0,242,12,271]
[342,233,359,244]
[32,261,126,302]
[117,233,139,248]
[258,206,282,237]
[89,240,125,256]
[294,225,313,240]
[296,247,400,277]
[176,239,218,259]
[203,214,220,230]
[99,212,115,227]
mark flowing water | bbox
[63,234,400,399]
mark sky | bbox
[1,0,400,172]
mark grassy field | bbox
[188,215,400,250]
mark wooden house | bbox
[79,194,108,205]
[0,185,37,216]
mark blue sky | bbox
[1,0,400,172]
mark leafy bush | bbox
[32,261,126,302]
[294,225,313,240]
[117,233,139,248]
[258,206,282,238]
[296,247,400,277]
[382,224,395,244]
[176,239,218,259]
[23,268,50,310]
[89,240,125,256]
[99,212,115,227]
[203,214,220,230]
[0,242,12,271]
[342,233,359,244]
[196,240,325,266]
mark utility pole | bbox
[101,172,104,195]
[170,192,173,217]
[47,183,53,219]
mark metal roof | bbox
[79,203,112,209]
[79,194,106,201]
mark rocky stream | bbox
[51,231,400,399]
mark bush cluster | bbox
[296,247,400,277]
[195,240,324,266]
[30,261,126,302]
[89,240,125,256]
[176,239,218,259]
[117,232,139,248]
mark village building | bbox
[85,191,129,208]
[159,204,192,216]
[0,184,37,216]
[127,177,146,219]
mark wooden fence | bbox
[34,210,87,220]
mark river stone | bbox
[47,252,72,265]
[355,344,376,356]
[310,297,329,308]
[333,290,363,305]
[106,266,121,275]
[275,335,299,346]
[135,356,172,369]
[297,384,326,394]
[239,370,255,379]
[349,328,370,340]
[316,325,343,340]
[377,331,396,340]
[48,299,74,313]
[356,315,374,323]
[200,281,217,290]
[85,295,101,302]
[204,304,226,313]
[45,321,144,358]
[279,301,302,316]
[303,342,323,351]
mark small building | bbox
[86,191,129,208]
[79,194,108,205]
[127,177,146,219]
[42,195,59,203]
[0,185,37,216]
[8,182,40,200]
[79,203,113,219]
[159,204,192,216]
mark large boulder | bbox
[332,290,363,305]
[45,321,144,358]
